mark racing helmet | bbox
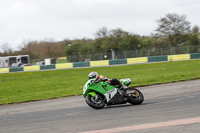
[88,72,99,79]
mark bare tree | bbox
[110,28,127,38]
[94,27,110,39]
[155,13,191,46]
[0,43,13,55]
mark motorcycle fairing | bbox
[104,88,117,102]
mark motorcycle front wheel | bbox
[85,93,105,109]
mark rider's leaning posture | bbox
[88,72,125,94]
[84,72,144,109]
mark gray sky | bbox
[0,0,200,50]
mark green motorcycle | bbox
[83,78,144,109]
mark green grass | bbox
[1,59,200,104]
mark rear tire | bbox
[85,93,105,109]
[127,88,144,105]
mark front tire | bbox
[127,88,144,105]
[85,93,105,109]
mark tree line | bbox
[1,13,200,60]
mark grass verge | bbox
[0,59,200,104]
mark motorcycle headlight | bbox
[83,84,87,94]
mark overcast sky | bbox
[0,0,200,50]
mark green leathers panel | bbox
[83,79,115,98]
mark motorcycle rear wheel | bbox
[127,88,144,105]
[85,93,105,109]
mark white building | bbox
[0,55,29,68]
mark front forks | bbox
[95,94,99,101]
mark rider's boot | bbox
[118,84,126,96]
[117,88,124,96]
[120,84,128,90]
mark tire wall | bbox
[1,53,199,73]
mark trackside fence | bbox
[67,45,200,62]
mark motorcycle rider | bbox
[88,72,124,91]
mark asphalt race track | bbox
[0,80,200,133]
